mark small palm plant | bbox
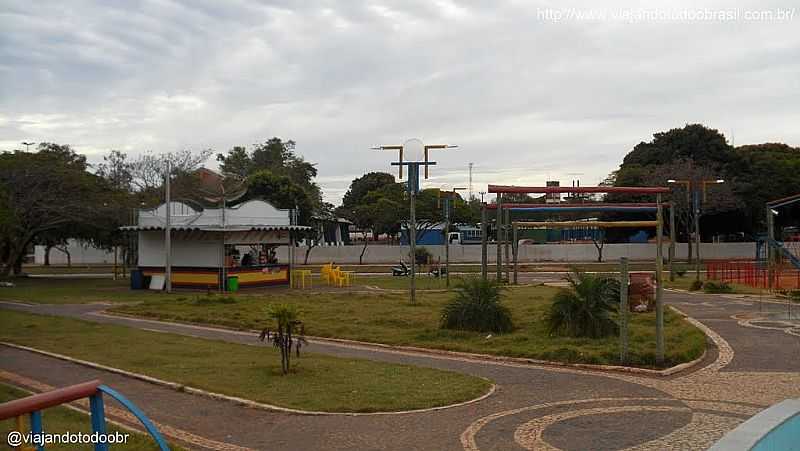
[548,270,620,338]
[441,277,513,333]
[259,304,307,375]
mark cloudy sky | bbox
[1,0,798,204]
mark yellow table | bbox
[291,269,313,289]
[340,271,355,287]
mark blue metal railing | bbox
[0,380,170,451]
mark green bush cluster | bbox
[440,278,513,334]
[547,271,620,338]
[703,280,733,293]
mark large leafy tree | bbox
[728,143,800,233]
[0,144,120,276]
[340,172,396,211]
[217,138,322,210]
[244,170,313,225]
[611,124,800,242]
[337,173,406,263]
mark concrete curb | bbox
[0,342,496,417]
[100,310,707,377]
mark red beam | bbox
[488,185,670,194]
[0,380,102,420]
[485,203,659,209]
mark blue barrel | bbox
[130,269,144,290]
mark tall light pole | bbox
[373,140,458,304]
[668,178,725,281]
[439,186,466,287]
[164,160,172,293]
[21,141,35,152]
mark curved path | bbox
[2,290,799,450]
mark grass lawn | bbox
[0,383,179,450]
[113,284,706,369]
[356,275,464,290]
[298,261,663,274]
[22,264,116,275]
[0,278,180,304]
[0,311,491,413]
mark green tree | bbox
[340,172,396,211]
[217,138,322,210]
[0,145,119,277]
[244,170,313,224]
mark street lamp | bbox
[667,178,725,281]
[439,186,466,287]
[373,139,458,304]
[21,141,35,152]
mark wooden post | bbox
[619,257,629,364]
[504,208,511,283]
[513,223,519,285]
[656,193,665,365]
[767,208,774,290]
[694,188,701,281]
[496,194,502,282]
[481,204,488,280]
[669,203,676,282]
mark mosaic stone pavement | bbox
[2,290,799,450]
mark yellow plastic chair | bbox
[330,266,344,287]
[320,263,333,285]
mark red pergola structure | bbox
[488,185,671,195]
[480,184,670,364]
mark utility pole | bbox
[468,163,474,201]
[667,178,725,282]
[164,160,172,293]
[440,187,465,288]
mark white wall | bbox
[34,240,116,265]
[138,231,222,267]
[280,242,757,264]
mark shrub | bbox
[548,271,619,338]
[259,304,306,375]
[440,278,513,334]
[675,265,687,277]
[413,247,432,265]
[703,281,733,293]
[689,280,704,291]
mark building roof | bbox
[121,225,310,232]
[123,199,310,232]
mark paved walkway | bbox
[2,290,799,450]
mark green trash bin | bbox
[227,276,239,292]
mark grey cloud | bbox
[0,0,798,203]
